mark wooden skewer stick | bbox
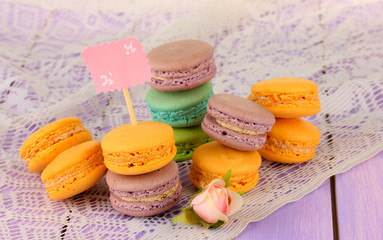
[123,88,137,126]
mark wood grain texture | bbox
[236,179,333,240]
[336,151,383,240]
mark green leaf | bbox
[171,207,199,226]
[193,211,226,229]
[172,207,227,229]
[222,169,232,188]
[194,187,203,196]
[206,220,225,229]
[237,191,245,195]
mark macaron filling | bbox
[202,114,267,148]
[110,183,182,213]
[119,182,180,202]
[207,105,273,132]
[263,136,318,156]
[104,142,176,169]
[43,149,104,193]
[152,57,215,78]
[148,91,213,125]
[151,62,216,87]
[21,124,88,163]
[248,92,320,107]
[216,119,265,135]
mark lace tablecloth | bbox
[1,0,382,239]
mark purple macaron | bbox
[146,40,216,91]
[201,94,275,151]
[106,161,182,217]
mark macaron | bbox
[41,141,106,200]
[146,39,216,91]
[259,118,321,163]
[145,81,213,127]
[201,93,275,151]
[189,141,262,193]
[106,160,182,217]
[173,125,211,162]
[248,77,321,118]
[101,121,176,175]
[20,117,93,173]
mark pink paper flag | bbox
[81,38,152,93]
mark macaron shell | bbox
[102,121,176,175]
[104,147,176,175]
[262,104,320,118]
[41,141,106,200]
[173,125,211,161]
[207,93,276,127]
[250,77,319,93]
[106,161,182,217]
[190,141,262,192]
[192,141,262,176]
[259,147,316,163]
[249,78,320,118]
[109,183,182,217]
[267,118,321,143]
[20,117,82,150]
[202,114,266,151]
[101,121,174,153]
[19,117,93,173]
[27,131,93,173]
[146,81,213,111]
[259,118,321,163]
[105,160,179,192]
[189,165,260,193]
[47,164,106,200]
[147,40,214,71]
[146,82,213,127]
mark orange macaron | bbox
[248,77,321,118]
[41,141,106,200]
[189,141,262,193]
[20,117,93,173]
[259,118,321,163]
[101,121,176,175]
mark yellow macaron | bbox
[259,118,321,163]
[101,121,176,175]
[20,117,93,173]
[189,141,262,193]
[41,141,106,200]
[248,77,321,118]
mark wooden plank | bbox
[236,179,333,240]
[335,151,383,240]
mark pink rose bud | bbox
[191,179,243,224]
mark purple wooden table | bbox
[236,151,383,240]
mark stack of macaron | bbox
[101,121,182,217]
[145,40,216,161]
[189,94,276,193]
[248,77,321,163]
[19,117,107,200]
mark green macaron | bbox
[173,125,212,161]
[145,81,213,127]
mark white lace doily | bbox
[1,0,382,239]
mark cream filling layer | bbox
[272,142,316,153]
[54,126,86,142]
[216,119,265,135]
[153,76,166,81]
[120,182,179,202]
[24,125,87,163]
